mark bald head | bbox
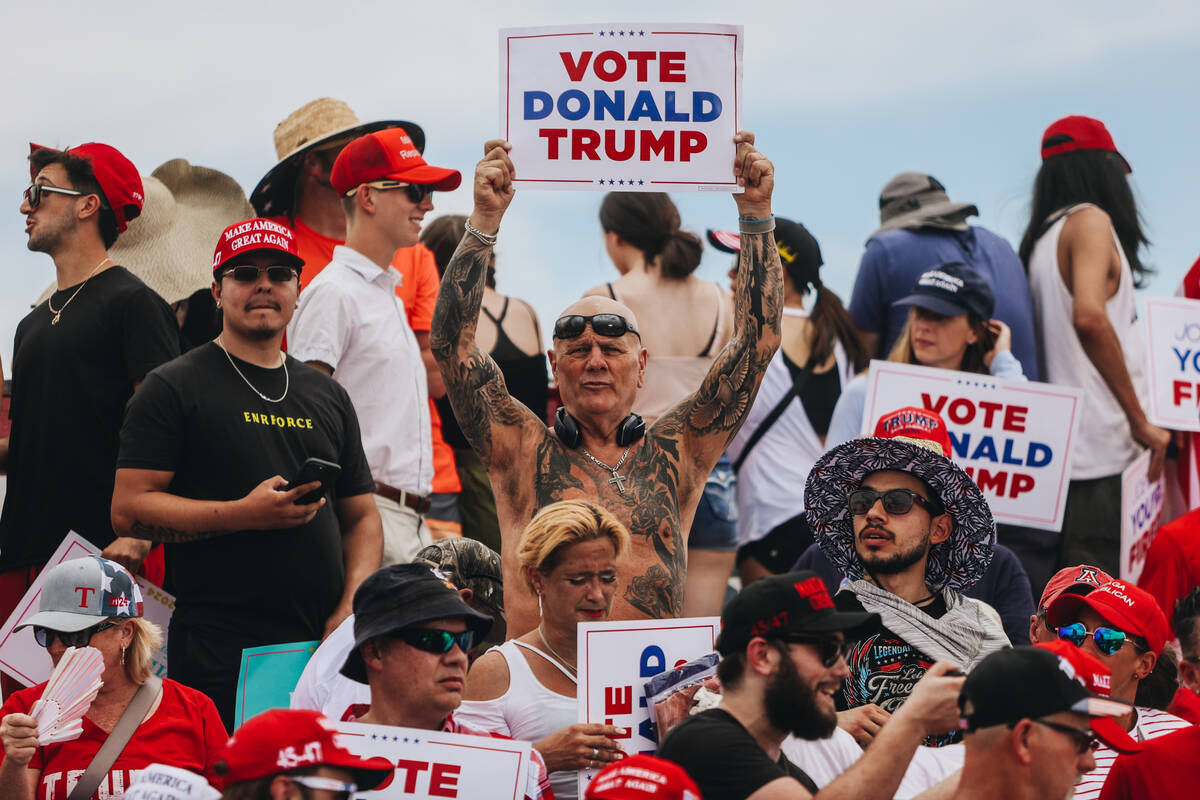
[557,296,641,332]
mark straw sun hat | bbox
[249,97,425,217]
[35,158,253,307]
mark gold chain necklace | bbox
[47,256,110,325]
[217,336,288,403]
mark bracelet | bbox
[464,219,499,246]
[738,215,775,234]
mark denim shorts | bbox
[688,455,739,551]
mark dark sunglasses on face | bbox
[847,488,940,516]
[781,635,853,668]
[348,180,435,205]
[553,313,641,341]
[222,265,299,283]
[1030,718,1100,754]
[1056,623,1146,656]
[33,620,119,649]
[287,775,357,799]
[392,627,474,655]
[23,183,86,208]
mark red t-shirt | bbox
[1166,686,1200,725]
[1137,506,1200,636]
[0,678,227,800]
[1099,725,1200,799]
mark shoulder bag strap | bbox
[67,676,163,800]
[732,355,817,473]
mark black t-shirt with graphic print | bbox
[834,590,962,746]
[117,342,373,635]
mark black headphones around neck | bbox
[554,407,646,449]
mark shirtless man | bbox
[431,133,782,636]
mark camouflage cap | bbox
[416,538,503,618]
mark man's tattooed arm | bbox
[430,233,542,468]
[129,520,226,543]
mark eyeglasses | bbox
[781,635,853,668]
[346,180,435,205]
[24,183,86,208]
[847,488,940,516]
[32,620,119,649]
[287,775,358,800]
[553,313,641,341]
[1056,623,1146,656]
[221,265,300,283]
[1031,718,1100,754]
[392,627,474,655]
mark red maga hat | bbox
[212,217,305,274]
[28,142,144,232]
[584,754,702,800]
[210,709,393,790]
[1040,115,1131,173]
[331,128,461,196]
[1047,579,1169,656]
[872,406,954,459]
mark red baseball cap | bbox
[212,217,305,274]
[873,406,953,459]
[1038,564,1114,612]
[330,128,461,196]
[28,142,144,232]
[210,709,393,790]
[1031,640,1142,754]
[584,755,702,800]
[1046,579,1170,656]
[1040,115,1131,173]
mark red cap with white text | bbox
[212,217,305,274]
[330,128,461,195]
[585,755,702,800]
[28,142,144,232]
[872,406,953,459]
[1046,579,1170,656]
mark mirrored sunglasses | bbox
[392,627,474,655]
[222,265,299,283]
[348,180,434,205]
[33,620,119,649]
[553,313,641,340]
[1056,622,1145,656]
[781,635,853,668]
[847,488,940,516]
[24,183,85,208]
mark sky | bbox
[3,0,1200,368]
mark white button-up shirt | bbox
[288,245,432,494]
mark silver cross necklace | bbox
[579,445,632,494]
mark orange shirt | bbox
[274,216,461,495]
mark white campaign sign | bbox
[1145,297,1200,431]
[576,617,721,796]
[860,361,1084,532]
[0,532,174,687]
[1120,449,1163,583]
[500,23,743,191]
[335,721,531,800]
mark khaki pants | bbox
[374,494,431,566]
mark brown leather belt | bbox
[373,481,432,514]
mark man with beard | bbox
[658,571,966,799]
[803,407,1008,747]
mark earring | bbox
[215,300,222,309]
[120,646,126,667]
[537,594,543,618]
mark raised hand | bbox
[731,131,774,219]
[471,139,516,233]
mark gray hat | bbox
[416,538,503,619]
[16,556,144,633]
[872,172,978,238]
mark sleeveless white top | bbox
[456,640,578,800]
[1028,204,1149,479]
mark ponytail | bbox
[599,192,702,279]
[658,229,703,279]
[809,283,869,371]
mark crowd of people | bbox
[0,96,1198,800]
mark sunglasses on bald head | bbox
[1056,623,1148,656]
[553,313,640,341]
[347,180,435,205]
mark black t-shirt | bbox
[658,708,819,799]
[834,591,961,746]
[117,342,373,637]
[0,266,180,569]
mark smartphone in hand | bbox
[283,457,342,505]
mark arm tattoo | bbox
[431,233,536,467]
[129,520,225,543]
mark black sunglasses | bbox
[349,180,435,205]
[1056,623,1147,656]
[221,265,299,283]
[24,183,86,208]
[781,635,853,668]
[1031,718,1100,754]
[392,627,474,655]
[847,488,941,516]
[33,620,119,649]
[553,313,641,341]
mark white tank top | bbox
[455,640,579,799]
[1028,204,1149,479]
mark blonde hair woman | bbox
[459,501,631,800]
